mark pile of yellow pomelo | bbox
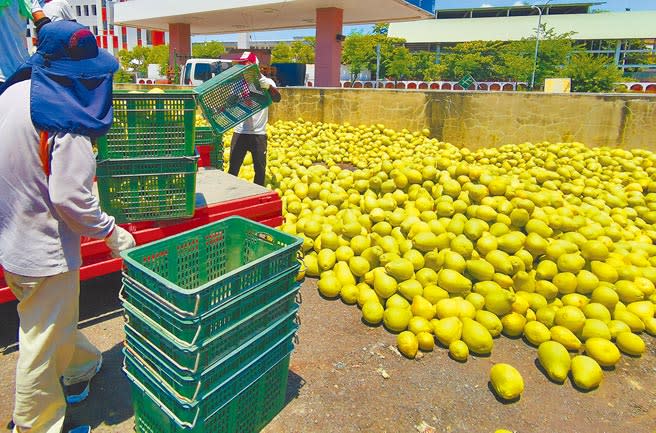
[226,118,656,400]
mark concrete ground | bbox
[0,273,655,433]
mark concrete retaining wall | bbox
[269,88,656,151]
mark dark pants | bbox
[228,133,267,186]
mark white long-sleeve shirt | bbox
[0,80,115,277]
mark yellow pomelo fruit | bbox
[615,332,645,356]
[417,331,435,351]
[523,321,551,346]
[614,309,645,333]
[438,269,472,294]
[570,355,603,390]
[304,254,320,277]
[449,340,469,362]
[550,326,582,351]
[643,317,656,336]
[475,309,503,337]
[561,293,590,309]
[357,284,378,308]
[403,249,425,271]
[416,268,439,288]
[501,312,527,338]
[423,284,449,304]
[349,235,371,255]
[408,316,433,335]
[486,250,514,274]
[615,280,644,304]
[318,274,341,298]
[317,249,336,271]
[557,253,586,273]
[466,292,486,310]
[591,286,619,310]
[461,317,494,355]
[581,240,609,261]
[576,270,599,295]
[397,331,419,359]
[582,303,611,323]
[590,261,619,283]
[525,218,553,238]
[386,293,410,310]
[634,277,655,296]
[536,305,558,328]
[321,231,340,250]
[340,284,359,305]
[625,301,654,322]
[607,320,632,339]
[581,319,611,341]
[384,307,412,332]
[535,260,558,280]
[361,300,384,325]
[348,256,370,277]
[435,297,460,319]
[525,232,548,256]
[490,363,524,400]
[497,232,526,255]
[411,295,436,321]
[433,316,463,346]
[334,261,356,287]
[538,341,571,383]
[413,231,440,253]
[534,280,559,301]
[398,279,424,301]
[335,245,355,262]
[373,271,397,299]
[455,298,476,319]
[554,306,586,335]
[385,258,415,282]
[511,295,530,315]
[585,337,621,367]
[484,290,515,316]
[552,272,578,295]
[466,259,495,282]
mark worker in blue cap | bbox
[0,19,135,433]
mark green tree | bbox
[271,43,294,63]
[192,41,225,58]
[385,46,412,81]
[562,52,624,92]
[372,23,389,35]
[117,45,170,76]
[113,68,134,83]
[440,41,503,81]
[409,51,437,80]
[342,32,406,81]
[271,37,315,63]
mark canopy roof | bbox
[389,11,656,43]
[114,0,435,34]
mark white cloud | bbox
[480,3,493,6]
[513,1,526,5]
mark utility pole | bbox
[376,44,381,87]
[530,0,553,90]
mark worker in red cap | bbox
[228,52,281,186]
[0,19,135,433]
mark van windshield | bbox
[194,63,212,82]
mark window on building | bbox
[76,5,81,15]
[83,5,89,16]
[92,5,97,15]
[92,26,98,35]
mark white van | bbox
[180,58,233,86]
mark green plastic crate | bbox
[123,285,299,374]
[124,334,293,429]
[131,351,289,433]
[120,216,302,316]
[98,91,196,159]
[193,64,272,134]
[121,268,299,346]
[194,127,224,170]
[97,156,198,223]
[124,312,298,401]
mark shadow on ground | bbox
[64,342,133,431]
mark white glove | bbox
[258,76,273,90]
[105,226,136,258]
[31,0,43,13]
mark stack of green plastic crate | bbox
[120,216,303,433]
[96,91,199,223]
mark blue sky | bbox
[193,0,655,43]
